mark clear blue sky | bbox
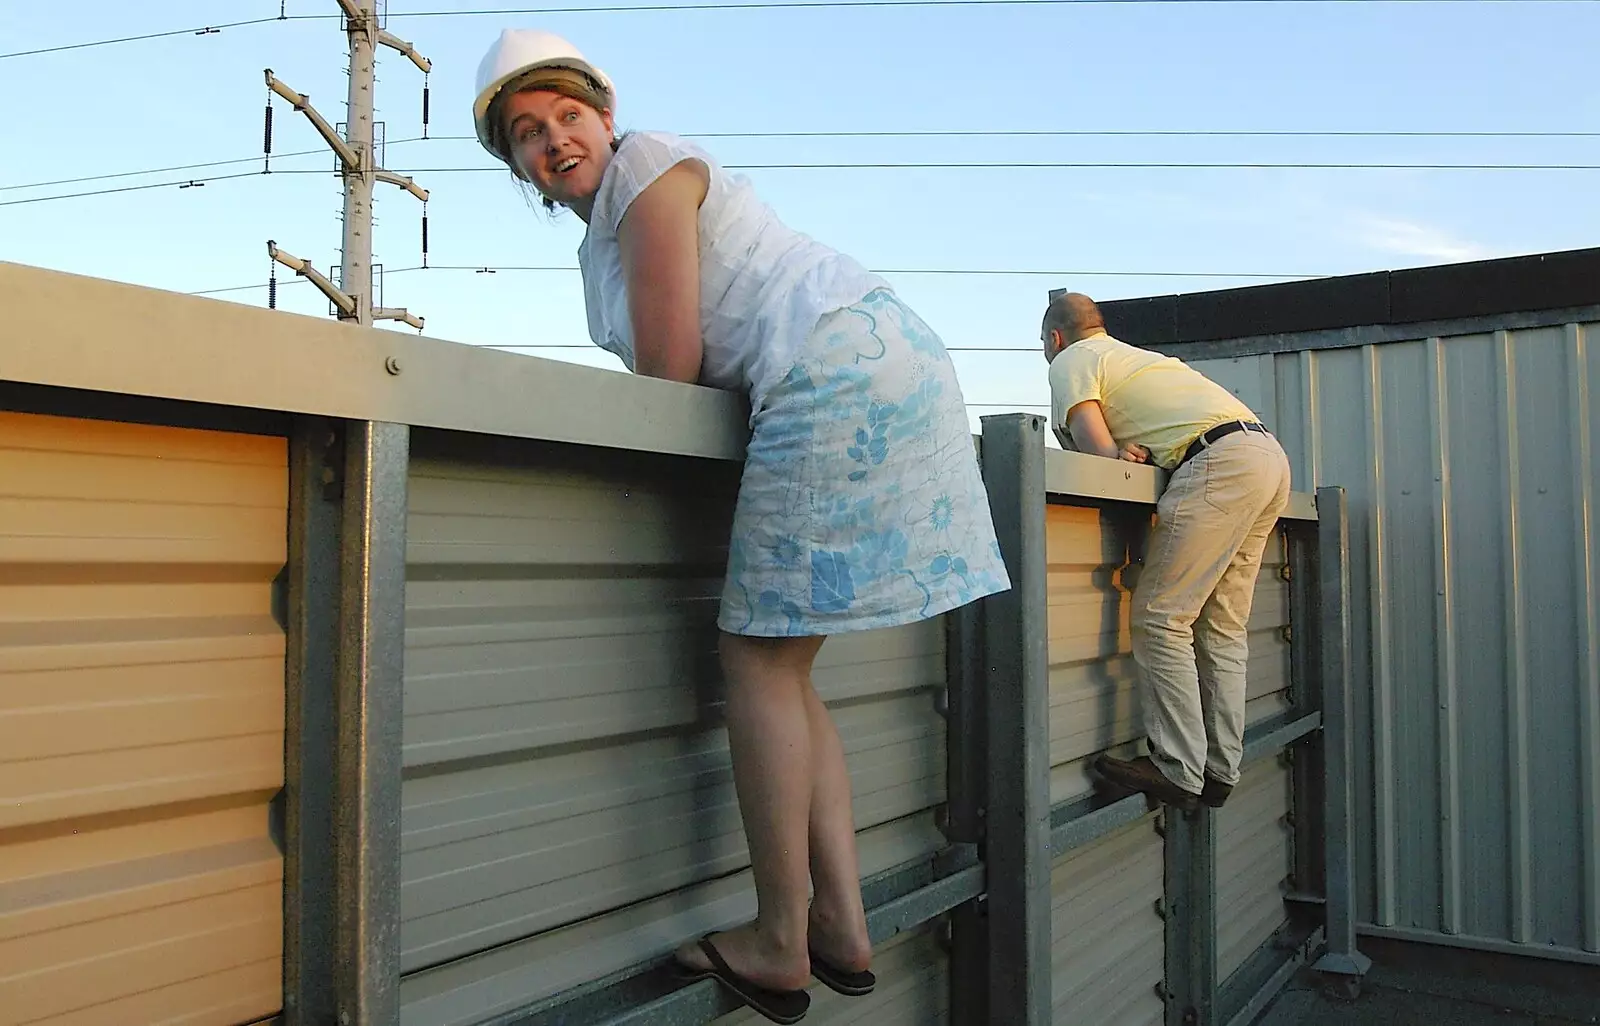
[4,1,1598,426]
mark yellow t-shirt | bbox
[1048,333,1258,470]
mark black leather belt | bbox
[1176,419,1269,469]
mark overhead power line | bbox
[5,0,1588,60]
[189,263,1324,298]
[396,161,1600,172]
[0,172,267,208]
[12,128,1598,194]
[13,155,1593,209]
[0,148,338,193]
[382,0,1595,15]
[0,17,284,61]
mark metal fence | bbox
[1181,307,1600,969]
[0,260,1363,1026]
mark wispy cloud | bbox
[1349,214,1494,263]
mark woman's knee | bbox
[718,631,825,684]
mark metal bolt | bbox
[385,355,403,375]
[1279,563,1292,581]
[1281,624,1293,644]
[1153,897,1166,920]
[340,1013,352,1026]
[932,689,949,717]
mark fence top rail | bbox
[1,260,750,462]
[1043,447,1317,520]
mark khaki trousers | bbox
[1131,430,1291,793]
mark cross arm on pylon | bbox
[266,240,357,317]
[374,169,429,203]
[374,307,425,332]
[264,69,361,169]
[333,0,433,73]
[378,30,432,74]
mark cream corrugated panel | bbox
[399,440,948,984]
[1215,760,1293,984]
[1046,504,1145,806]
[1047,505,1295,806]
[0,412,286,1026]
[1244,531,1292,729]
[1050,814,1164,1026]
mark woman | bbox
[472,29,1011,1024]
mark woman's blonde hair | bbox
[486,67,617,211]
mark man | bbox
[1043,292,1291,812]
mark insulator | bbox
[263,101,273,173]
[421,76,431,140]
[421,207,429,267]
[268,270,278,310]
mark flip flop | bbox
[809,948,876,996]
[674,934,811,1024]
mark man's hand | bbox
[1119,444,1151,463]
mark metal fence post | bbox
[977,413,1052,1026]
[1163,806,1218,1026]
[945,600,990,1024]
[284,418,345,1026]
[1310,486,1373,995]
[335,421,410,1026]
[1285,525,1328,918]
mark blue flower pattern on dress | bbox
[719,289,1012,636]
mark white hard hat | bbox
[472,29,616,160]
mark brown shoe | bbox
[1094,755,1200,812]
[1200,776,1234,809]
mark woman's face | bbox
[502,89,615,213]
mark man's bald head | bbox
[1041,292,1106,361]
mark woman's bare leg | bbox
[675,632,826,991]
[801,681,871,972]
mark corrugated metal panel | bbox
[1049,814,1164,1026]
[0,411,286,1026]
[1245,531,1292,728]
[399,437,949,982]
[397,816,946,1025]
[1045,504,1143,806]
[712,923,947,1026]
[1045,505,1293,805]
[1215,760,1292,984]
[1193,315,1600,959]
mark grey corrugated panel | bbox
[1049,814,1164,1026]
[397,815,947,1025]
[1200,314,1600,961]
[400,450,948,974]
[0,412,285,1025]
[1215,761,1292,984]
[711,924,947,1026]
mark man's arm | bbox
[1066,400,1151,463]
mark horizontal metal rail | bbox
[1242,711,1323,768]
[1047,712,1323,861]
[484,846,982,1026]
[1219,924,1326,1026]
